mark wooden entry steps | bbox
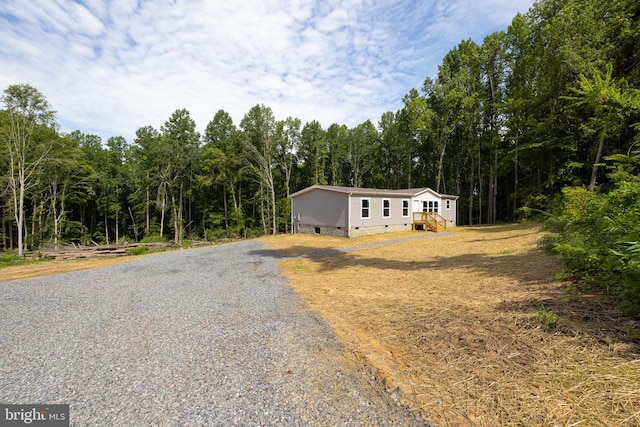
[412,212,447,232]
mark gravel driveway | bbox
[0,240,423,426]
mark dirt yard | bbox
[262,222,640,426]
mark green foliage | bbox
[0,253,22,268]
[611,241,640,316]
[140,234,168,244]
[531,306,559,332]
[126,246,149,256]
[0,253,45,268]
[545,176,640,315]
[205,228,228,241]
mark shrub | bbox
[544,180,640,316]
[126,246,149,256]
[612,241,640,316]
[205,228,228,241]
[140,234,168,244]
[532,306,559,331]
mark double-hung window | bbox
[361,198,370,219]
[402,199,409,217]
[382,199,390,218]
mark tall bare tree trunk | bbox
[223,185,229,236]
[270,176,277,235]
[145,173,150,236]
[9,214,14,250]
[2,210,7,250]
[178,182,184,242]
[436,138,447,193]
[589,132,606,191]
[468,138,475,226]
[488,150,497,224]
[259,183,267,236]
[104,211,109,245]
[477,138,483,225]
[31,200,37,250]
[38,200,44,249]
[13,175,26,256]
[128,206,139,241]
[160,195,166,237]
[407,150,412,189]
[513,135,519,217]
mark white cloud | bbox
[0,0,536,142]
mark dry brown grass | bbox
[262,222,640,426]
[0,256,140,282]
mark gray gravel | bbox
[0,240,425,426]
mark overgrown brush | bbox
[543,171,640,316]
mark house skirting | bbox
[296,223,417,238]
[296,224,349,237]
[349,223,412,237]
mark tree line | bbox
[1,0,639,257]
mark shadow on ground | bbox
[253,228,640,355]
[251,245,557,288]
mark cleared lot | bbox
[263,222,640,426]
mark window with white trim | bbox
[382,199,390,218]
[361,198,370,219]
[422,200,439,213]
[446,200,451,210]
[402,199,409,217]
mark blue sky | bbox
[0,0,535,142]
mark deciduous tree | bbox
[1,84,56,256]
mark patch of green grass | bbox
[0,254,21,268]
[497,249,514,255]
[125,246,149,256]
[0,253,46,268]
[625,324,640,339]
[531,306,559,331]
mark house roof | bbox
[289,185,458,199]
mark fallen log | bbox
[42,242,170,260]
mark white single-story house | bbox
[290,185,458,237]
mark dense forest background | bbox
[2,0,639,255]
